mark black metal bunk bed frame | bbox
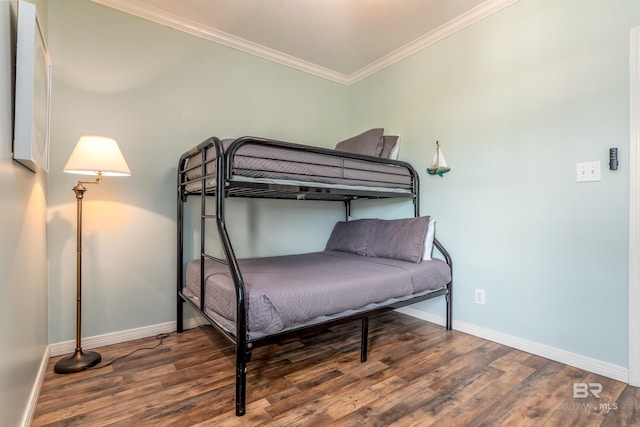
[176,136,453,416]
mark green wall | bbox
[46,0,350,344]
[45,0,640,367]
[0,1,49,425]
[5,0,640,422]
[349,0,640,366]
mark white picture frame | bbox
[13,0,51,173]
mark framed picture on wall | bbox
[13,0,51,173]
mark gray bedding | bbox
[183,139,413,191]
[183,250,451,336]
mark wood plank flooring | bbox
[33,312,639,426]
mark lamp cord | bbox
[90,332,171,370]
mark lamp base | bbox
[54,349,101,374]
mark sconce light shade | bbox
[64,136,131,176]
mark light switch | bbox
[576,161,601,183]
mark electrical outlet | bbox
[475,289,486,305]
[576,161,601,182]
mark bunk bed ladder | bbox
[205,140,250,417]
[177,138,251,416]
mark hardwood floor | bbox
[33,312,639,426]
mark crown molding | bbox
[349,0,520,84]
[91,0,518,86]
[90,0,351,85]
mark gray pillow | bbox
[325,219,377,255]
[335,128,384,157]
[366,217,430,263]
[379,135,399,159]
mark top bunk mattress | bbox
[182,250,451,338]
[180,137,415,196]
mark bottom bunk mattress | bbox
[183,250,451,338]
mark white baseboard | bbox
[48,308,629,385]
[21,345,50,427]
[395,307,629,383]
[49,316,208,357]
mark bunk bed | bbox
[176,134,453,416]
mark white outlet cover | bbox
[576,161,601,183]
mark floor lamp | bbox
[54,135,131,374]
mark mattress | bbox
[183,250,451,338]
[181,138,414,193]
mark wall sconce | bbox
[427,141,451,177]
[54,135,131,374]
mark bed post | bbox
[360,317,369,362]
[412,165,452,331]
[177,195,184,333]
[236,351,247,416]
[433,238,453,331]
[446,276,453,331]
[447,290,452,330]
[413,166,420,218]
[176,154,187,334]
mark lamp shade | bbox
[63,136,131,176]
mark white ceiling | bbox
[91,0,518,85]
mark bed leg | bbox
[176,297,184,333]
[446,287,453,331]
[236,342,250,416]
[236,362,246,416]
[360,317,369,363]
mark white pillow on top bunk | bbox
[380,136,400,160]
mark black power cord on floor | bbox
[90,332,171,370]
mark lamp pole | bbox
[54,177,102,374]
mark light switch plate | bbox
[577,161,601,182]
